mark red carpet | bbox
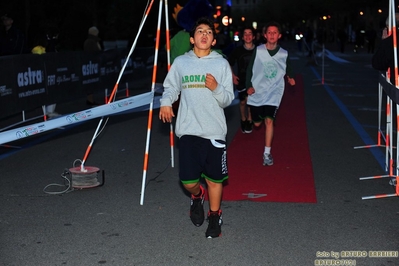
[224,74,317,203]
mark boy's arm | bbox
[231,66,239,85]
[246,48,256,89]
[159,66,181,122]
[286,54,296,86]
[211,61,235,108]
[160,66,181,107]
[286,54,295,78]
[227,50,239,84]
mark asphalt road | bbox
[1,40,399,266]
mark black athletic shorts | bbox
[248,105,278,123]
[179,135,228,184]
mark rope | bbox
[43,168,74,195]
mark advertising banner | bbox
[44,52,83,103]
[0,56,19,117]
[0,48,156,119]
[12,54,47,113]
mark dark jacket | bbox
[83,34,101,52]
[372,33,398,84]
[0,25,25,55]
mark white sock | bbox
[264,147,271,154]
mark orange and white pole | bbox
[385,0,396,176]
[140,0,164,205]
[109,1,155,103]
[391,0,399,191]
[164,0,174,168]
[80,0,155,172]
[362,193,398,200]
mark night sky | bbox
[0,0,391,51]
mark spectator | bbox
[84,26,102,52]
[0,12,26,56]
[45,26,59,53]
[304,26,314,57]
[354,27,364,53]
[372,13,399,85]
[83,26,102,106]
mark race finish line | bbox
[0,92,154,145]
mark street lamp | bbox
[222,15,229,26]
[252,21,257,30]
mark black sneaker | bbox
[205,210,223,238]
[190,186,205,227]
[244,120,253,133]
[240,120,246,133]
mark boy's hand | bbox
[247,87,255,95]
[287,76,296,86]
[159,106,175,123]
[232,74,239,85]
[382,27,389,40]
[205,73,218,91]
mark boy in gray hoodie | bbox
[159,17,234,238]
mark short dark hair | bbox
[190,17,216,38]
[263,21,282,34]
[242,26,255,36]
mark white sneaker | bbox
[263,153,273,166]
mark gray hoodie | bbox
[160,50,234,141]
